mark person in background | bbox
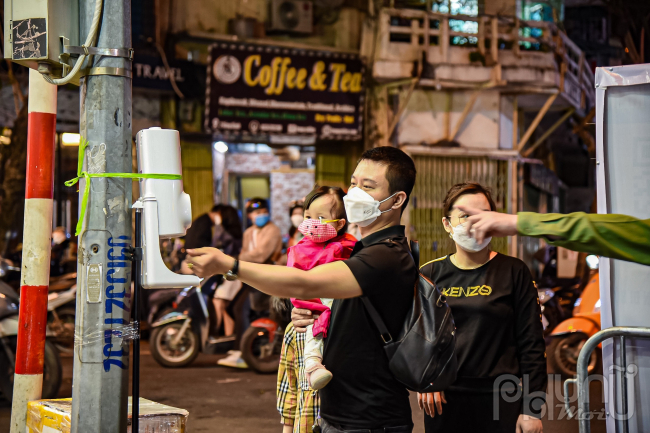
[179,204,223,273]
[455,209,650,266]
[51,227,76,276]
[288,200,305,248]
[218,198,283,369]
[278,200,305,267]
[212,205,244,339]
[418,182,546,433]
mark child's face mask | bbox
[298,218,339,243]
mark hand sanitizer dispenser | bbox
[135,127,201,289]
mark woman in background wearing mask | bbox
[288,201,305,248]
[418,182,546,433]
[218,198,283,369]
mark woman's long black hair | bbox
[218,205,243,240]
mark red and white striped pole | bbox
[9,69,58,433]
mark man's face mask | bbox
[343,187,397,228]
[254,213,270,228]
[298,218,339,243]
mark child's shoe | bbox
[306,362,333,390]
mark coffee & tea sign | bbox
[206,43,364,141]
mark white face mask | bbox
[291,215,304,228]
[343,187,397,228]
[214,214,222,226]
[450,222,491,253]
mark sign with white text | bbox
[206,42,365,141]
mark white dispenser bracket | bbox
[135,128,200,289]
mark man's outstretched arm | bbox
[186,247,363,299]
[459,206,650,266]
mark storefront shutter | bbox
[410,154,509,264]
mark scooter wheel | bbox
[0,339,61,400]
[548,333,601,378]
[241,326,281,374]
[150,323,200,368]
[0,340,14,401]
[42,340,63,399]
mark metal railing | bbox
[563,327,650,433]
[375,8,594,110]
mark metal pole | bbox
[9,69,58,433]
[132,209,142,433]
[563,327,650,433]
[620,336,628,433]
[70,0,133,431]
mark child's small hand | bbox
[291,308,314,333]
[282,424,294,433]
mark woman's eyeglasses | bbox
[446,214,469,226]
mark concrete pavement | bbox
[1,342,606,433]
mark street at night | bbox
[2,0,650,431]
[0,343,608,433]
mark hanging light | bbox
[213,141,228,153]
[61,133,81,146]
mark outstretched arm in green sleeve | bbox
[517,212,650,265]
[455,205,650,266]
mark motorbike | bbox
[535,246,585,336]
[0,261,62,401]
[1,256,78,355]
[241,297,291,374]
[46,273,77,354]
[149,285,235,368]
[145,288,181,327]
[547,255,601,377]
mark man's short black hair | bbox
[246,198,269,213]
[359,146,416,212]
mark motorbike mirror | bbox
[135,128,201,289]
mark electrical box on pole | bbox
[3,0,79,76]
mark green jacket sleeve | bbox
[517,212,650,266]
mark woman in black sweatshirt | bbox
[418,182,547,433]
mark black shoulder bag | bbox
[361,240,458,392]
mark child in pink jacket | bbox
[289,186,357,390]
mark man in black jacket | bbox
[187,147,418,432]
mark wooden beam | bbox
[441,17,449,62]
[478,16,486,56]
[449,91,480,142]
[490,17,499,63]
[512,18,520,58]
[386,78,419,141]
[523,108,575,158]
[517,92,558,152]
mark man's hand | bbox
[186,248,234,278]
[516,414,543,433]
[291,308,314,333]
[417,392,446,418]
[456,205,518,243]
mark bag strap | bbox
[360,297,393,345]
[410,240,420,268]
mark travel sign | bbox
[206,42,365,141]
